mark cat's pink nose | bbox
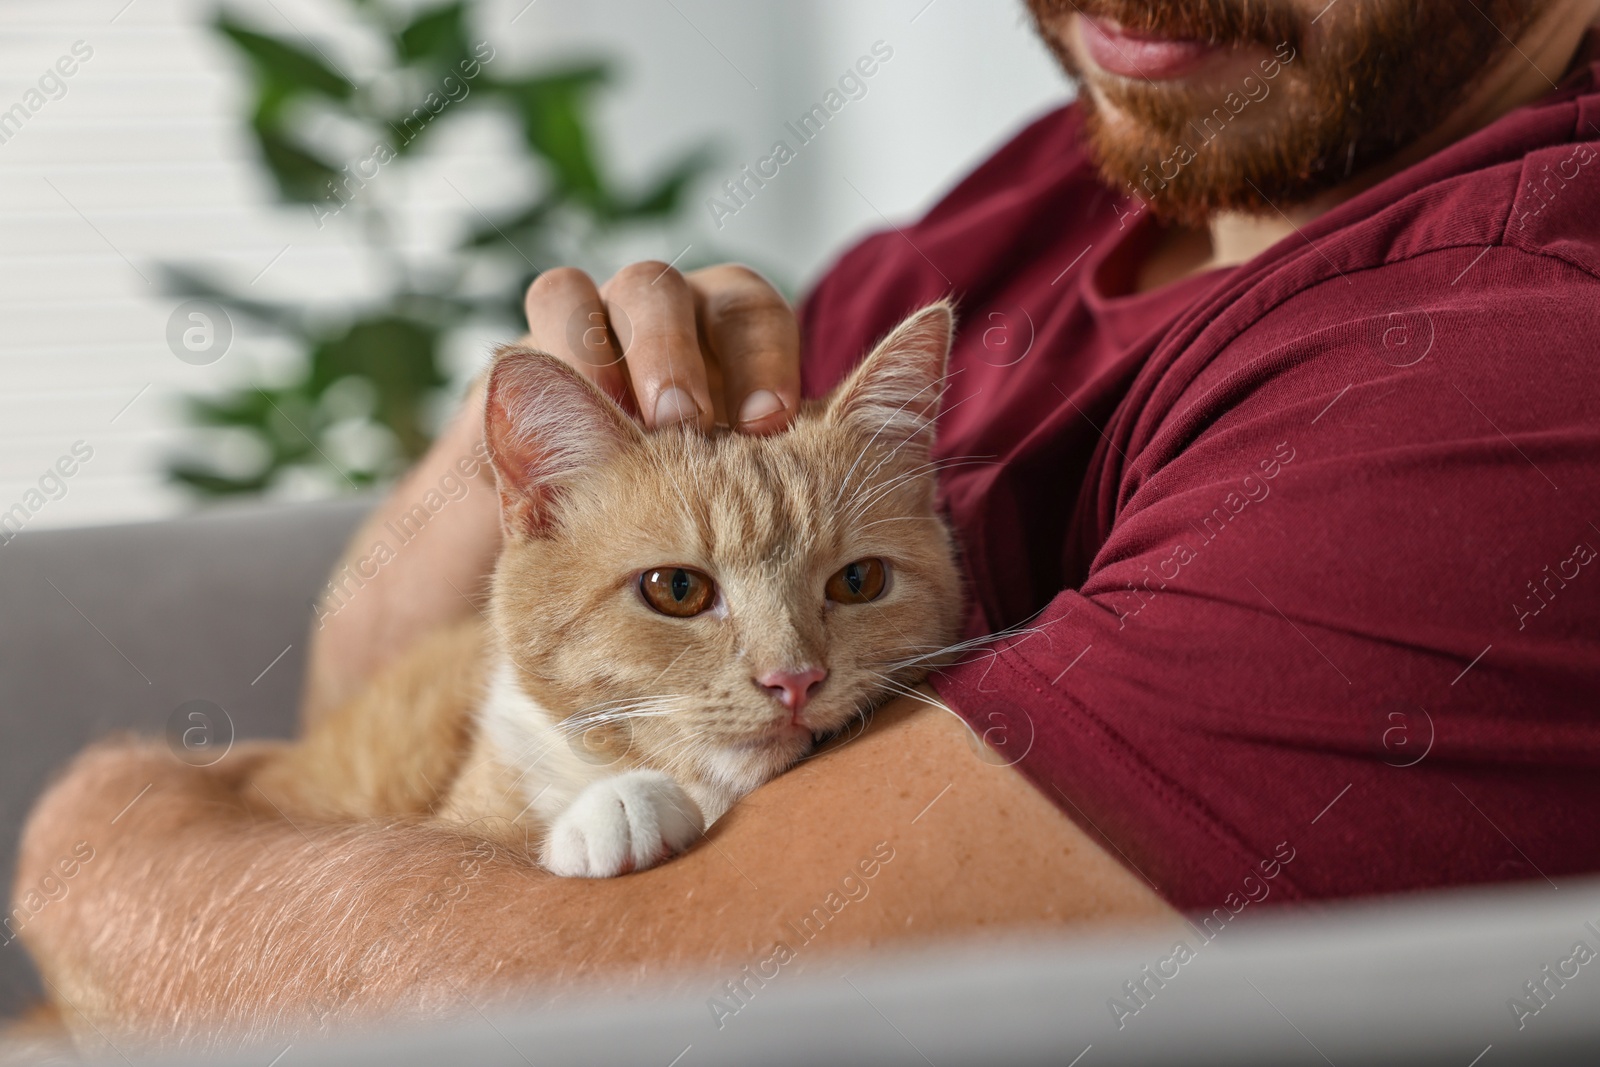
[758,667,828,714]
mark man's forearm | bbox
[17,701,1175,1048]
[18,743,549,1046]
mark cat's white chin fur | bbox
[540,770,703,878]
[700,735,813,797]
[481,654,732,875]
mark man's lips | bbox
[1080,15,1221,80]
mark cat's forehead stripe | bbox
[628,427,924,572]
[706,446,803,566]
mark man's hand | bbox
[302,263,800,724]
[521,262,801,434]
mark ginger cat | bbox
[250,302,963,877]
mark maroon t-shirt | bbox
[800,46,1600,911]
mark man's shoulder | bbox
[1502,134,1600,280]
[1169,83,1600,413]
[1356,133,1600,291]
[1137,103,1600,491]
[1339,75,1600,285]
[1190,239,1600,429]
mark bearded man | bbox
[17,0,1600,1045]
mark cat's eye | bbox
[825,558,889,604]
[639,567,716,617]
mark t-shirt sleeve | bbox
[931,247,1600,911]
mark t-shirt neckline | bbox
[1081,208,1234,351]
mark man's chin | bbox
[1046,0,1546,228]
[1079,106,1281,226]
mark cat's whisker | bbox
[840,458,945,515]
[855,668,1002,758]
[840,455,993,523]
[858,668,963,721]
[839,459,989,528]
[551,711,649,736]
[833,377,990,513]
[857,515,948,531]
[499,701,682,796]
[558,697,679,722]
[492,698,684,791]
[872,614,1059,674]
[842,451,979,506]
[846,446,992,517]
[830,375,950,508]
[561,692,683,715]
[858,670,929,702]
[563,708,677,729]
[876,641,999,673]
[647,646,694,689]
[553,698,682,737]
[847,438,939,503]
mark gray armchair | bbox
[4,504,1600,1065]
[0,499,368,1017]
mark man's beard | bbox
[1026,0,1544,226]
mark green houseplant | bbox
[168,0,711,495]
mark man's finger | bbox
[687,264,800,435]
[520,267,631,409]
[600,261,715,431]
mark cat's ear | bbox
[484,345,642,538]
[824,300,953,461]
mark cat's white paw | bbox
[540,770,704,878]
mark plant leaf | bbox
[254,121,343,204]
[215,13,354,114]
[396,2,471,67]
[306,316,446,458]
[602,145,715,220]
[488,63,611,201]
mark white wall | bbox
[0,0,1068,531]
